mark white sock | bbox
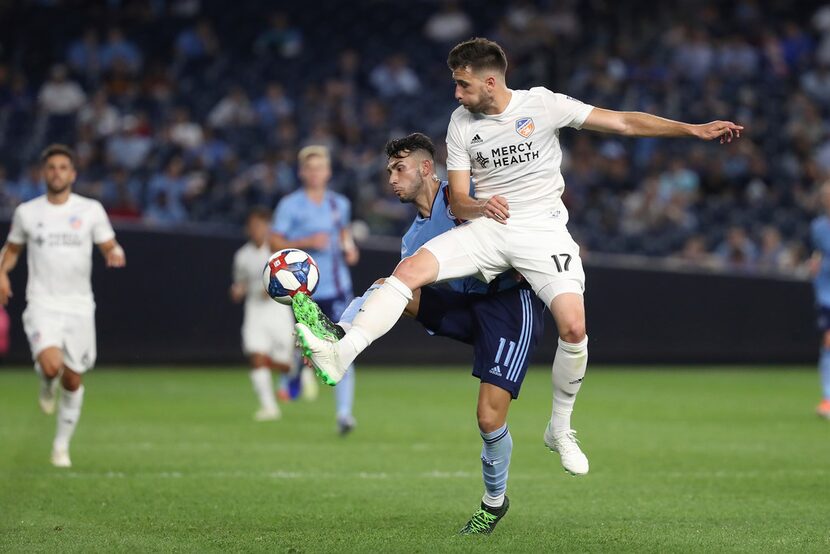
[54,385,84,451]
[250,367,277,411]
[483,492,505,509]
[551,336,588,434]
[335,276,412,367]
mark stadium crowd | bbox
[0,0,827,276]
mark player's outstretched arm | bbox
[582,107,743,144]
[448,170,510,224]
[0,242,23,305]
[98,239,126,268]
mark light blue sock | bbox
[820,349,830,400]
[338,284,381,327]
[480,424,512,507]
[335,364,355,420]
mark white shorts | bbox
[420,213,585,308]
[22,305,97,373]
[242,303,295,365]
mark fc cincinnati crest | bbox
[515,117,535,138]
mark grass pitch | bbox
[1,366,829,552]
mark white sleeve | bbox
[445,116,470,171]
[540,88,594,130]
[7,206,26,244]
[91,202,116,244]
[232,250,245,284]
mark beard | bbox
[46,180,71,194]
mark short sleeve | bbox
[446,115,470,171]
[539,87,594,130]
[271,198,293,235]
[232,249,245,284]
[7,206,27,244]
[92,202,116,243]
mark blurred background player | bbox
[230,206,306,421]
[329,132,546,533]
[271,145,359,434]
[809,181,830,420]
[0,144,126,467]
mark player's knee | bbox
[393,253,435,290]
[61,369,82,392]
[558,319,586,344]
[477,407,505,434]
[38,353,63,379]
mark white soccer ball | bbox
[262,248,320,305]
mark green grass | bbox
[1,366,829,553]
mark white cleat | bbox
[39,378,59,415]
[294,323,347,386]
[300,367,319,401]
[544,423,589,476]
[254,406,282,422]
[50,447,72,468]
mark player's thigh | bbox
[510,227,586,308]
[61,312,96,373]
[414,286,475,344]
[471,286,546,400]
[420,218,509,284]
[22,306,64,363]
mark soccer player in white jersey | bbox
[0,144,126,468]
[295,38,742,476]
[231,207,303,421]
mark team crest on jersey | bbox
[515,117,535,138]
[69,216,82,230]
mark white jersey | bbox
[7,193,115,314]
[233,241,284,317]
[446,87,593,218]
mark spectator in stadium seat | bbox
[369,54,421,98]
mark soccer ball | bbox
[262,249,320,305]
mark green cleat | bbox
[459,496,509,535]
[291,293,345,341]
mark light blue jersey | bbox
[812,216,830,307]
[272,189,352,300]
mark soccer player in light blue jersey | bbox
[270,145,360,434]
[299,133,548,534]
[810,181,830,419]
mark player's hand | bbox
[106,245,126,268]
[0,272,12,306]
[693,121,744,143]
[229,283,246,303]
[480,195,510,224]
[345,246,359,266]
[307,232,330,250]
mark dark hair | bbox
[39,143,77,167]
[385,133,435,160]
[247,206,272,222]
[447,37,508,74]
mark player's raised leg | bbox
[543,291,589,475]
[295,248,438,385]
[460,383,512,535]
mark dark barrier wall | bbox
[0,223,818,365]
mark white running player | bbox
[295,38,742,476]
[0,144,126,468]
[230,207,308,421]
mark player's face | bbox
[452,67,495,114]
[42,154,76,194]
[246,217,269,245]
[299,156,331,190]
[387,154,423,203]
